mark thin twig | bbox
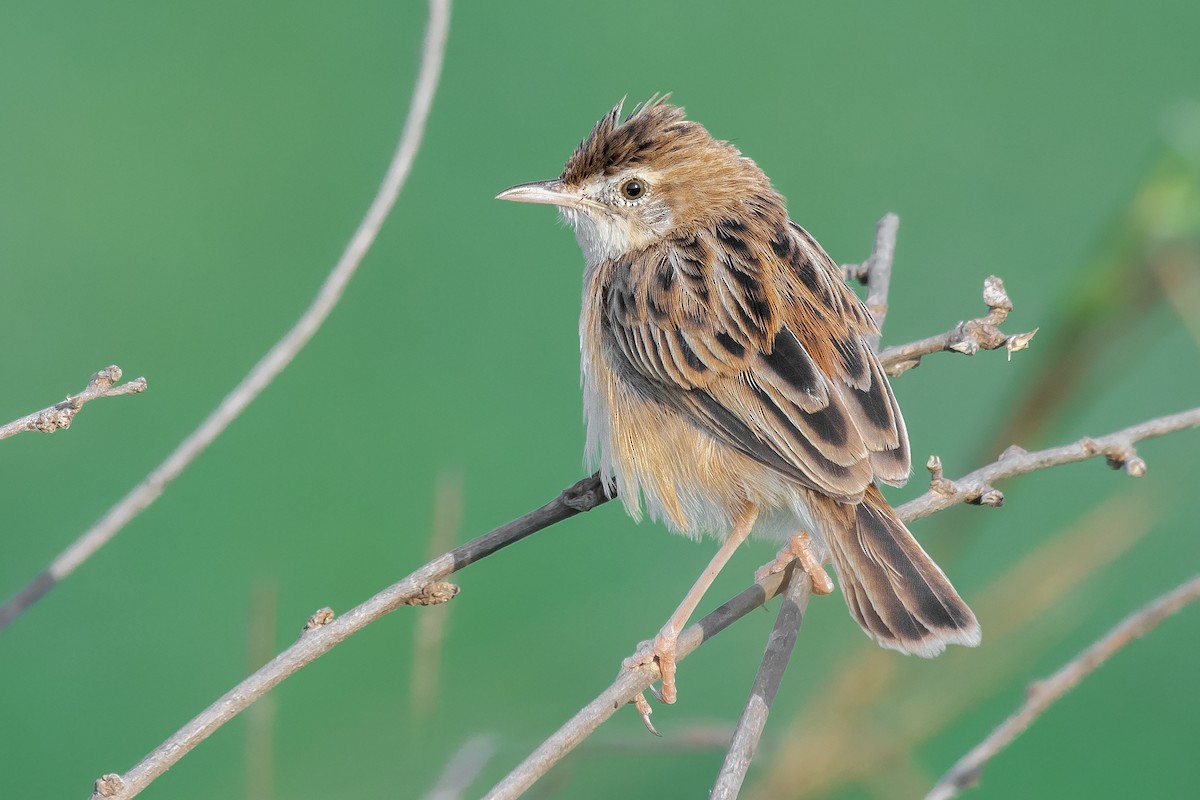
[926,574,1200,800]
[711,563,812,800]
[0,365,146,442]
[87,473,606,800]
[877,276,1038,377]
[844,212,900,350]
[482,568,796,800]
[0,0,451,636]
[898,406,1200,522]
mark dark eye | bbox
[620,178,646,200]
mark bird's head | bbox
[497,96,778,265]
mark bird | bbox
[497,96,980,709]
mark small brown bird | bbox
[498,97,979,706]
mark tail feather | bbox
[816,485,980,657]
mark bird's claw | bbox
[756,531,835,595]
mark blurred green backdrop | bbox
[2,1,1198,798]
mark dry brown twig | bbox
[0,365,146,442]
[926,573,1200,800]
[877,275,1039,377]
[898,407,1200,523]
[0,0,450,636]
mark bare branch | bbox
[898,406,1200,522]
[844,212,900,350]
[0,0,451,635]
[86,472,607,800]
[926,574,1200,800]
[878,276,1038,377]
[711,563,813,800]
[0,365,146,442]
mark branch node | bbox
[926,454,958,495]
[1104,444,1146,477]
[94,774,125,798]
[948,335,980,356]
[404,581,459,606]
[562,473,610,511]
[302,607,335,634]
[982,275,1013,313]
[999,444,1027,460]
[886,358,922,377]
[926,454,944,478]
[841,261,870,284]
[1005,328,1039,360]
[89,365,123,390]
[967,487,1005,507]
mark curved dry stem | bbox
[0,365,146,442]
[926,574,1200,800]
[1,0,451,636]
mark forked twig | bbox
[0,365,146,442]
[878,276,1038,376]
[899,407,1200,522]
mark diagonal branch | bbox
[710,563,813,800]
[898,406,1200,522]
[87,472,606,800]
[0,365,146,442]
[0,0,450,636]
[926,573,1200,800]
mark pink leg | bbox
[625,506,759,707]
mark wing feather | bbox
[600,218,910,501]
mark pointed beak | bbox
[496,179,582,208]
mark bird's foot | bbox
[622,629,680,734]
[755,531,835,595]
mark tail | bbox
[817,485,980,657]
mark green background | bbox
[3,1,1198,798]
